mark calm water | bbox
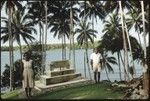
[1,49,143,82]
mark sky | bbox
[1,1,149,47]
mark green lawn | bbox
[1,89,20,99]
[33,83,125,99]
[2,82,125,99]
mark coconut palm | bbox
[101,14,123,80]
[1,1,23,91]
[49,1,79,60]
[1,9,37,60]
[75,19,97,80]
[126,9,142,46]
[69,1,80,71]
[140,1,149,96]
[101,13,141,81]
[79,0,106,47]
[27,1,45,45]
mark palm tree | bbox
[69,1,80,71]
[79,0,106,47]
[1,8,37,61]
[101,52,117,81]
[140,0,149,97]
[126,9,142,46]
[101,13,141,81]
[101,14,123,81]
[27,1,46,74]
[49,1,79,60]
[118,1,130,81]
[1,1,23,91]
[75,19,97,80]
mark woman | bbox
[22,51,34,97]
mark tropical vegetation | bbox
[1,0,149,98]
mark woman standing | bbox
[22,51,34,97]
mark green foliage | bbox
[1,61,22,88]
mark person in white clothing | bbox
[22,51,34,97]
[90,48,102,83]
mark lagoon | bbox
[1,49,143,82]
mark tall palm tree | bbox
[101,14,123,80]
[1,8,37,61]
[140,0,149,97]
[79,0,106,47]
[27,1,45,45]
[1,1,23,91]
[69,1,80,71]
[49,1,79,60]
[101,13,141,81]
[27,1,46,74]
[118,1,130,81]
[75,19,97,80]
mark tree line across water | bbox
[1,41,99,51]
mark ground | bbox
[1,82,125,99]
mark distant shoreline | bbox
[1,41,98,51]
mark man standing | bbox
[90,48,102,83]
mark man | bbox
[90,48,102,83]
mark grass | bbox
[2,82,125,99]
[33,83,125,99]
[1,89,20,99]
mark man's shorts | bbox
[93,63,101,72]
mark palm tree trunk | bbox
[119,51,128,81]
[62,37,64,60]
[70,2,76,71]
[69,35,72,60]
[72,33,76,70]
[92,16,94,48]
[117,52,122,81]
[137,27,142,46]
[69,2,73,60]
[39,22,42,45]
[8,4,13,91]
[64,35,66,60]
[124,20,136,78]
[140,1,148,96]
[42,1,48,74]
[118,1,129,81]
[84,51,86,78]
[85,40,92,80]
[105,67,110,81]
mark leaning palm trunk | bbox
[140,1,149,97]
[124,21,136,78]
[105,66,110,81]
[118,1,130,81]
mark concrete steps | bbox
[40,73,81,85]
[35,79,94,92]
[46,68,75,77]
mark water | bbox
[1,49,143,82]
